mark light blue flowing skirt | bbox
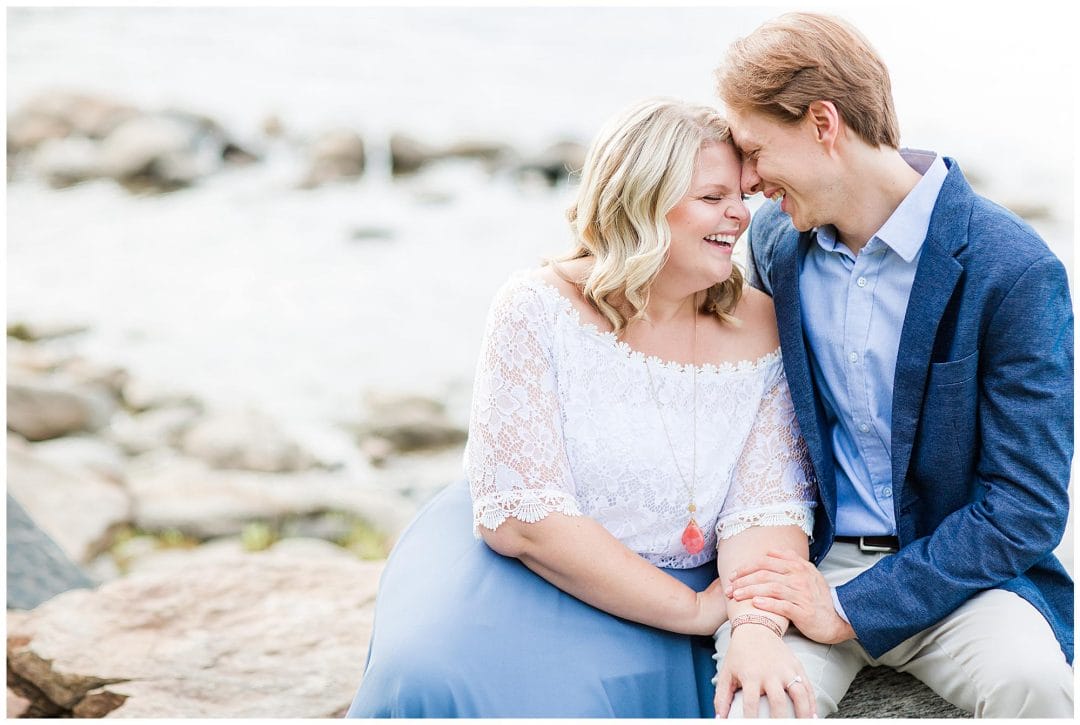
[345,480,718,718]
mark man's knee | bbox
[977,657,1073,718]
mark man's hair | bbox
[716,12,900,149]
[558,97,743,334]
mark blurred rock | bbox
[6,495,95,610]
[58,356,130,401]
[6,338,70,375]
[517,139,587,186]
[389,132,439,175]
[7,375,116,441]
[261,114,285,138]
[97,113,208,191]
[106,406,201,456]
[126,452,415,541]
[29,136,102,188]
[359,435,395,466]
[356,392,467,453]
[120,376,204,413]
[179,408,319,473]
[300,128,365,188]
[7,319,90,343]
[348,225,395,242]
[7,447,131,565]
[440,138,517,170]
[27,435,127,485]
[7,688,32,718]
[6,552,383,717]
[7,91,138,153]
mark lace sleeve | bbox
[715,367,817,540]
[464,278,582,536]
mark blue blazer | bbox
[746,157,1074,663]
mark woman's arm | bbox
[713,525,815,718]
[482,513,728,636]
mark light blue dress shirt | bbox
[800,151,948,623]
[801,149,948,537]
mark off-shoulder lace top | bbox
[463,272,817,569]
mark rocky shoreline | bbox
[6,322,472,717]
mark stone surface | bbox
[179,408,319,473]
[105,406,201,456]
[6,549,383,717]
[126,451,415,540]
[7,447,131,564]
[7,375,116,441]
[6,495,95,611]
[27,435,127,484]
[301,128,365,188]
[356,392,467,453]
[832,665,970,718]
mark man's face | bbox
[728,107,832,232]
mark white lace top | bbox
[463,273,817,569]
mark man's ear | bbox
[806,100,840,150]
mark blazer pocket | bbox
[928,350,979,387]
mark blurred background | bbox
[5,6,1075,716]
[7,0,1076,577]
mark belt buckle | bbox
[858,536,896,553]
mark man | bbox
[711,12,1074,718]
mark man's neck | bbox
[832,148,924,255]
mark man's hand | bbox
[726,549,856,644]
[714,623,816,718]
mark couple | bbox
[346,13,1073,718]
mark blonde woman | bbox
[345,98,818,718]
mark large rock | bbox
[7,447,131,565]
[6,549,383,717]
[179,408,319,473]
[126,452,415,541]
[356,392,467,453]
[516,139,587,186]
[832,665,970,718]
[389,132,439,175]
[96,113,207,190]
[26,435,127,484]
[300,128,365,188]
[106,407,202,456]
[7,91,138,153]
[7,376,116,442]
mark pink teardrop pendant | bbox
[681,518,705,555]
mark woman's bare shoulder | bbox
[730,286,781,355]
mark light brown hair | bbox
[556,97,744,335]
[716,12,900,148]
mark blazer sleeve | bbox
[835,253,1074,657]
[745,202,776,297]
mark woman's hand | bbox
[714,624,816,718]
[691,578,731,635]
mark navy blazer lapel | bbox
[891,232,963,513]
[772,231,834,522]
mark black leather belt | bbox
[834,535,900,553]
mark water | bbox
[7,6,1075,451]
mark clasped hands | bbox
[714,549,856,719]
[726,548,855,645]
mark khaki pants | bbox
[714,542,1074,718]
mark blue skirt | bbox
[345,480,719,718]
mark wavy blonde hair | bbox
[555,97,744,335]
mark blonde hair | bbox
[556,97,744,335]
[716,12,900,148]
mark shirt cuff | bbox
[830,586,851,624]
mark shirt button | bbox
[857,277,868,288]
[848,352,859,363]
[859,423,870,433]
[882,487,893,498]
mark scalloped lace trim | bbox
[472,489,583,537]
[716,505,816,541]
[516,273,783,376]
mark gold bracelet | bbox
[730,613,783,638]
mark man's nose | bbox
[741,165,761,195]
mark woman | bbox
[345,98,817,718]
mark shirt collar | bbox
[814,149,948,263]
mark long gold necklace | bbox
[642,296,705,555]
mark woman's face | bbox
[663,142,750,289]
